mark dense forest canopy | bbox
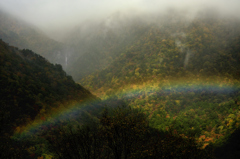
[80,9,240,92]
[0,39,95,133]
[0,1,240,158]
[62,9,240,81]
[76,8,240,159]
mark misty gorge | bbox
[0,0,240,158]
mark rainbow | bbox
[13,79,240,139]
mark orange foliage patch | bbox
[41,116,46,121]
[202,143,209,149]
[199,135,206,139]
[204,137,213,142]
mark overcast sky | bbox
[0,0,239,40]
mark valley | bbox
[0,4,240,159]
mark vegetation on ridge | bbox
[0,39,94,136]
[1,8,240,159]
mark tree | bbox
[99,105,148,159]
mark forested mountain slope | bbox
[65,12,151,81]
[78,10,240,153]
[81,11,240,92]
[0,10,67,67]
[0,39,95,134]
[0,38,212,159]
[1,8,240,158]
[65,10,240,82]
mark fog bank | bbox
[0,0,239,41]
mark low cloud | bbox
[0,0,239,40]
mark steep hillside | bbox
[81,12,240,92]
[65,13,151,81]
[0,39,95,134]
[65,10,240,82]
[78,10,240,151]
[0,10,67,67]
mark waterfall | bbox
[65,55,68,67]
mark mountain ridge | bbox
[0,9,69,68]
[0,39,96,135]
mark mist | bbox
[0,0,240,41]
